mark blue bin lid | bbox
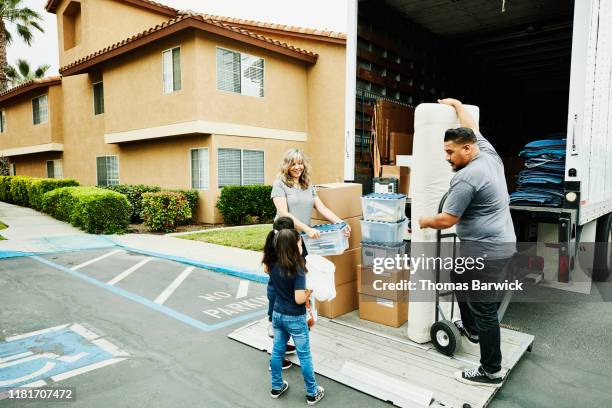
[361,241,406,248]
[363,193,406,200]
[301,222,347,235]
[360,218,407,225]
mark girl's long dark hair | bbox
[275,229,305,278]
[262,216,295,272]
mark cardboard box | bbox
[312,183,362,220]
[390,132,413,163]
[357,265,409,301]
[317,280,358,318]
[311,215,362,250]
[381,165,410,197]
[358,293,408,328]
[324,247,361,286]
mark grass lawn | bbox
[178,224,272,251]
[0,221,6,240]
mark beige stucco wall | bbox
[103,30,198,134]
[10,152,62,178]
[59,74,119,186]
[56,0,171,68]
[238,32,348,185]
[102,30,309,136]
[194,32,308,133]
[0,85,62,151]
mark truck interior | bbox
[355,0,575,192]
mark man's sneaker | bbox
[454,320,479,344]
[454,366,503,388]
[270,381,289,399]
[306,386,325,405]
[269,359,293,371]
[285,344,296,355]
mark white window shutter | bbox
[218,148,241,187]
[242,150,264,185]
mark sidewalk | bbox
[0,201,266,282]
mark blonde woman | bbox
[271,148,351,249]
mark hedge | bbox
[103,185,198,223]
[0,176,13,202]
[216,185,275,225]
[42,187,130,234]
[27,178,80,210]
[9,176,32,206]
[141,191,192,232]
[103,184,161,223]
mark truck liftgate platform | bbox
[229,311,534,408]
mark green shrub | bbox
[10,176,34,206]
[27,178,79,210]
[141,191,192,232]
[42,186,130,234]
[103,184,161,223]
[0,176,13,202]
[168,189,199,222]
[216,185,275,225]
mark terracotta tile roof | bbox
[198,13,347,43]
[0,77,62,103]
[60,13,318,75]
[45,0,177,15]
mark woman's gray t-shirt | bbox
[271,179,316,226]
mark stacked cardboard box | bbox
[357,264,409,327]
[312,183,363,318]
[381,165,411,197]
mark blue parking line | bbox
[32,256,266,333]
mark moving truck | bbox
[344,0,612,288]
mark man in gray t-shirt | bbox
[419,98,516,388]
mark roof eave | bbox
[45,0,177,16]
[0,79,62,104]
[60,17,318,76]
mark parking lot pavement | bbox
[0,250,385,408]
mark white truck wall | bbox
[566,0,612,225]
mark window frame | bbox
[189,147,210,191]
[217,147,265,188]
[32,94,49,125]
[0,110,6,133]
[46,159,63,179]
[215,46,265,98]
[95,155,120,186]
[92,81,104,115]
[162,45,182,94]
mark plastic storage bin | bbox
[360,218,407,243]
[302,222,348,256]
[361,241,408,267]
[361,193,406,222]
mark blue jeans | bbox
[270,311,318,396]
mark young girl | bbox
[264,228,325,405]
[263,217,297,370]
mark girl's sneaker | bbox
[270,381,289,399]
[306,386,325,405]
[268,359,293,371]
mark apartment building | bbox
[0,0,347,223]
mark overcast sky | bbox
[8,0,348,76]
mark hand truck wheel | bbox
[430,320,462,356]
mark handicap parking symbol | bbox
[0,323,128,393]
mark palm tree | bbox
[0,0,44,91]
[6,58,50,86]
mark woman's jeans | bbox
[270,311,317,396]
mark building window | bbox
[10,163,16,176]
[46,159,63,179]
[96,155,119,186]
[216,48,264,97]
[93,82,104,115]
[162,47,181,93]
[32,94,48,125]
[190,148,209,190]
[0,110,5,133]
[217,148,264,188]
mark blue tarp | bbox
[510,138,566,207]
